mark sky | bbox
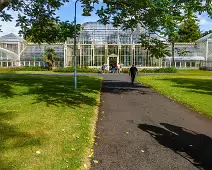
[0,2,212,36]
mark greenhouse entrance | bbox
[107,54,118,70]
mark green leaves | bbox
[174,13,202,42]
[140,33,171,59]
[24,21,81,43]
[1,0,70,43]
[1,0,212,43]
[202,30,212,37]
[96,0,211,40]
[43,48,57,70]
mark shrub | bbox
[53,67,101,73]
[0,68,16,74]
[121,68,129,73]
[140,67,177,73]
[199,66,212,71]
[22,66,48,71]
[0,66,48,73]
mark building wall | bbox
[0,42,208,69]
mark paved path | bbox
[91,74,212,170]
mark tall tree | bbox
[202,30,212,37]
[175,14,202,42]
[24,21,81,43]
[57,21,81,43]
[140,33,171,59]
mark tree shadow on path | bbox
[138,123,212,170]
[102,80,150,95]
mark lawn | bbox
[0,75,101,169]
[137,76,212,117]
[177,70,212,76]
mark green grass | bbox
[0,71,99,75]
[137,76,212,117]
[177,70,212,76]
[15,71,58,74]
[0,75,101,169]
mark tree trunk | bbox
[0,0,10,12]
[172,41,175,67]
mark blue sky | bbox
[0,2,212,36]
[56,2,102,24]
[57,2,212,32]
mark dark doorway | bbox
[109,57,117,70]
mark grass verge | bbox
[177,70,212,76]
[0,75,101,169]
[137,76,212,117]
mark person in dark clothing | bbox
[129,64,138,83]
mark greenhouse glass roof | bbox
[79,22,145,44]
[196,33,212,42]
[0,33,26,43]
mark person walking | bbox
[111,65,116,73]
[129,64,138,84]
[116,63,121,73]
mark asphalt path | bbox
[91,74,212,170]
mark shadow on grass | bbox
[138,123,212,170]
[0,75,101,107]
[0,111,40,169]
[161,77,212,95]
[0,82,14,98]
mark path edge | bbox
[81,78,103,170]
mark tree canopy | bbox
[174,13,202,42]
[202,30,212,37]
[0,0,212,43]
[24,21,81,43]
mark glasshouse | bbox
[0,22,212,69]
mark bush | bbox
[140,67,177,73]
[0,68,16,74]
[0,66,48,73]
[22,66,48,71]
[199,66,212,71]
[121,68,129,73]
[53,67,101,73]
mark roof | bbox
[164,56,205,61]
[196,33,212,43]
[0,33,26,43]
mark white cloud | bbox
[199,18,209,25]
[0,10,20,36]
[197,12,212,32]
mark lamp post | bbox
[73,1,91,89]
[74,0,79,90]
[171,39,175,67]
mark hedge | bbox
[53,67,102,73]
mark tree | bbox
[43,48,57,70]
[95,0,211,66]
[1,0,212,44]
[140,33,171,59]
[0,0,9,11]
[57,21,81,43]
[175,14,202,42]
[167,12,202,65]
[202,30,212,37]
[24,21,81,43]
